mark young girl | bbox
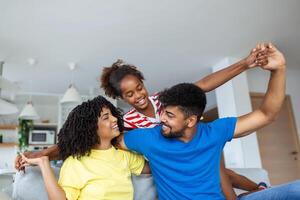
[20,96,150,200]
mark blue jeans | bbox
[238,180,300,200]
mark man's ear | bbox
[186,115,198,128]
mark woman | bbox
[100,46,269,199]
[20,96,150,200]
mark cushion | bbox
[12,166,60,200]
[231,168,270,195]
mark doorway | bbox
[251,93,300,185]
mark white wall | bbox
[0,129,18,169]
[247,67,300,140]
[213,58,262,168]
[0,147,17,169]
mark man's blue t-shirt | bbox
[124,117,237,200]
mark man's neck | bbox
[178,126,198,143]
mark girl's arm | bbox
[141,161,151,174]
[195,46,267,92]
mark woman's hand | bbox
[15,151,44,171]
[20,153,49,168]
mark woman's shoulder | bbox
[115,148,131,156]
[62,155,87,168]
[116,148,142,159]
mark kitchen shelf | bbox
[0,125,18,130]
[0,143,17,147]
[34,123,57,127]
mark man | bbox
[116,44,300,199]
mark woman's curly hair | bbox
[100,59,145,99]
[57,95,123,160]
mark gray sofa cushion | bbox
[12,166,156,200]
[132,174,157,200]
[0,173,14,198]
[12,166,60,200]
[0,191,11,200]
[12,167,269,199]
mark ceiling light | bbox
[60,62,82,103]
[19,101,39,120]
[18,58,39,120]
[60,84,82,103]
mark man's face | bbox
[160,106,189,138]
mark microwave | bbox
[29,130,56,145]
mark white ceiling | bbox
[1,0,300,97]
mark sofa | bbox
[0,169,16,200]
[1,167,270,200]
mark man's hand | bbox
[15,151,44,171]
[262,43,286,71]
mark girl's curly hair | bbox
[57,95,123,160]
[100,59,145,99]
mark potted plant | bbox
[18,119,33,151]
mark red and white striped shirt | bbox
[123,93,163,130]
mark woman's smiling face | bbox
[97,107,120,141]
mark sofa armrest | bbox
[0,169,16,176]
[12,166,60,200]
[0,168,15,199]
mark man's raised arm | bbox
[234,43,286,138]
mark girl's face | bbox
[119,75,150,111]
[97,107,120,141]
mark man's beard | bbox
[160,122,184,138]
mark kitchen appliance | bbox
[29,129,55,145]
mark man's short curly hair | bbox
[100,59,145,99]
[159,83,207,121]
[57,95,123,160]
